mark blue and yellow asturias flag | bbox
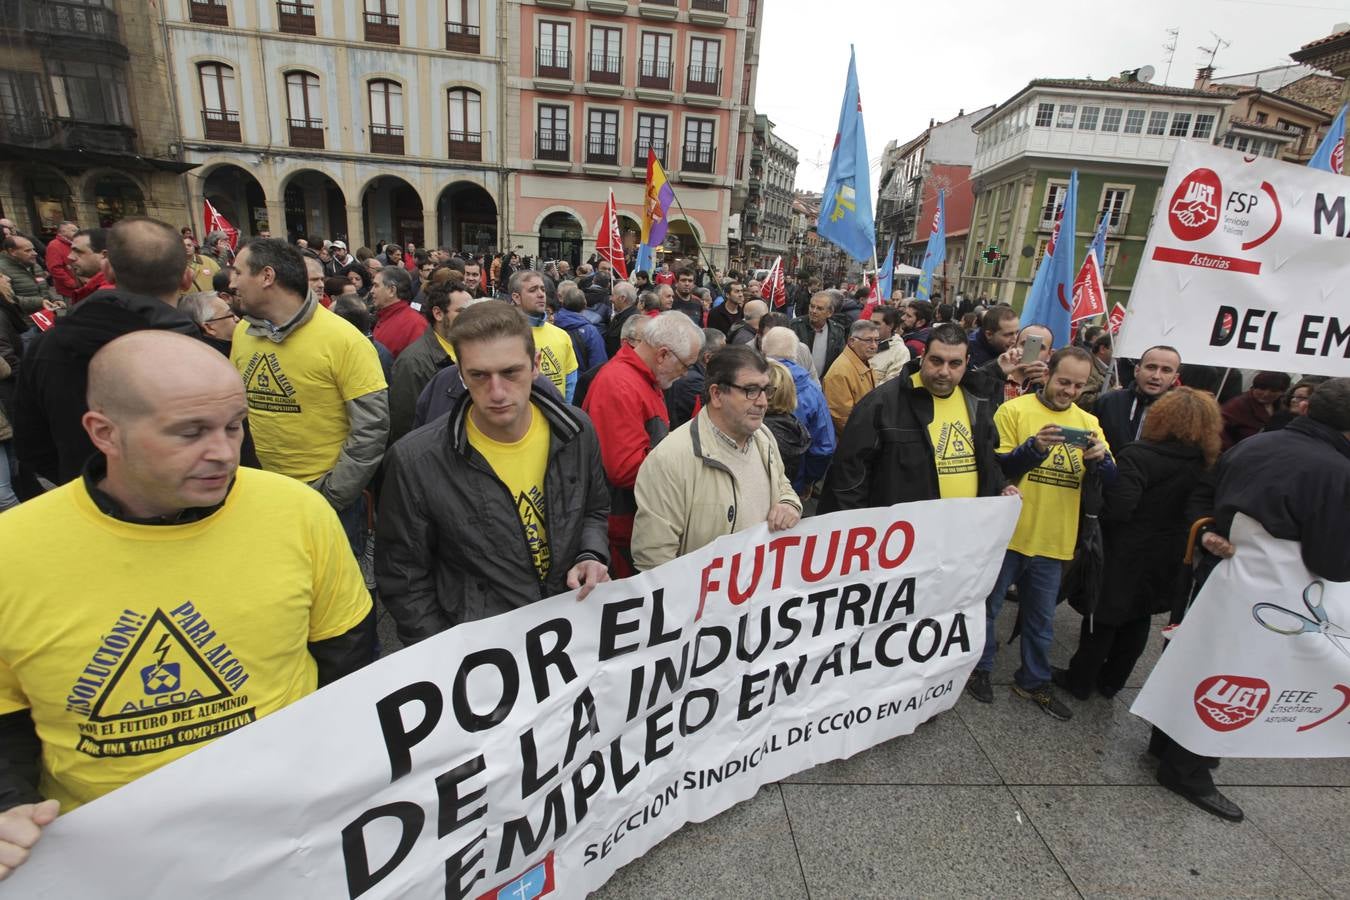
[817,46,875,263]
[637,149,676,273]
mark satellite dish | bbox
[1021,245,1035,258]
[1138,64,1156,83]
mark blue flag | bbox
[817,47,874,262]
[634,243,654,276]
[1089,210,1109,267]
[1022,170,1078,348]
[916,190,946,301]
[876,239,895,302]
[1308,103,1346,174]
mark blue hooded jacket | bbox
[777,358,835,488]
[553,307,609,374]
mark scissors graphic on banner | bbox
[1252,581,1350,661]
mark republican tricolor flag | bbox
[597,189,628,279]
[761,255,787,309]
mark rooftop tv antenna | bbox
[1162,27,1180,85]
[1198,32,1231,71]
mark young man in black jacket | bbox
[820,323,1009,511]
[376,303,610,643]
[1092,345,1180,450]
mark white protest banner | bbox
[1132,513,1350,758]
[9,498,1019,900]
[1115,140,1350,377]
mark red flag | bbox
[203,198,239,250]
[1107,303,1126,335]
[1070,249,1106,322]
[761,255,787,309]
[30,308,57,331]
[597,190,628,279]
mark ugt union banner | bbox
[1132,514,1350,758]
[10,499,1019,899]
[1116,140,1350,377]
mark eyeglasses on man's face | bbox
[721,382,775,401]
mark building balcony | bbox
[448,130,481,161]
[536,49,571,80]
[588,53,622,85]
[15,0,123,46]
[364,11,399,44]
[202,109,241,143]
[189,0,230,26]
[276,1,315,35]
[682,143,715,173]
[0,113,135,153]
[635,140,666,168]
[1102,211,1130,234]
[586,134,619,166]
[445,21,479,54]
[686,64,722,96]
[689,0,728,25]
[638,58,672,90]
[535,0,574,7]
[287,118,324,149]
[536,131,570,162]
[586,0,628,13]
[638,0,678,20]
[370,124,404,155]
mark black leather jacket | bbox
[376,386,610,642]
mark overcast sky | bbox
[756,0,1349,191]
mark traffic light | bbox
[981,244,1001,265]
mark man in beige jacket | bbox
[631,345,802,570]
[822,318,880,436]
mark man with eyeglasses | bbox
[822,318,881,437]
[632,345,801,571]
[583,311,704,577]
[178,290,239,346]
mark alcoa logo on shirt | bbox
[1193,674,1270,732]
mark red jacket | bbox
[373,300,428,359]
[45,235,78,300]
[582,344,669,559]
[69,271,112,304]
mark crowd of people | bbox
[0,212,1347,876]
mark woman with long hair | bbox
[1059,387,1223,700]
[762,360,811,488]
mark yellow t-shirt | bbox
[0,468,371,810]
[533,322,578,397]
[189,254,219,293]
[434,329,456,361]
[466,402,552,581]
[912,372,979,499]
[231,305,387,483]
[995,392,1110,560]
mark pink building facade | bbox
[504,0,760,269]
